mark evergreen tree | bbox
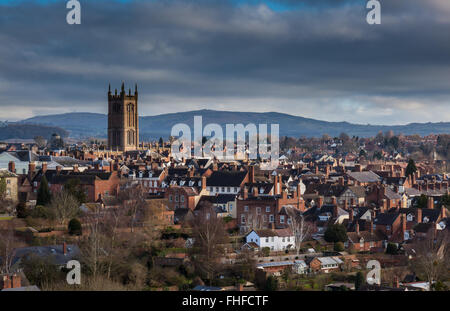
[405,159,417,177]
[37,175,51,206]
[355,271,365,290]
[324,224,348,243]
[0,177,6,200]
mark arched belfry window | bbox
[127,103,134,127]
[127,129,135,145]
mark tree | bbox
[324,224,348,243]
[355,271,365,290]
[264,275,279,291]
[386,242,399,255]
[48,190,80,225]
[189,202,227,285]
[68,218,82,236]
[64,179,87,204]
[33,135,46,148]
[16,202,30,218]
[405,159,417,177]
[37,175,51,206]
[410,231,449,288]
[0,220,18,274]
[286,207,312,254]
[0,177,6,201]
[334,242,344,252]
[416,194,428,209]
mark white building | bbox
[245,228,295,252]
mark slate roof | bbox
[347,171,382,183]
[207,171,248,187]
[374,213,399,226]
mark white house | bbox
[245,229,295,252]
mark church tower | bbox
[108,82,139,151]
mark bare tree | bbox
[190,202,228,285]
[117,182,147,233]
[0,221,18,274]
[410,231,449,289]
[49,190,80,225]
[286,207,312,255]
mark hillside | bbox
[19,110,450,140]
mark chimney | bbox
[296,182,302,199]
[42,162,47,173]
[63,242,67,255]
[28,161,36,177]
[56,165,62,174]
[201,176,206,191]
[344,199,348,211]
[243,187,248,199]
[73,164,79,173]
[8,161,16,174]
[11,274,21,289]
[427,197,434,210]
[333,205,338,218]
[249,165,255,183]
[1,275,11,289]
[274,175,280,195]
[381,199,387,212]
[325,165,330,178]
[350,197,356,207]
[416,208,422,223]
[355,164,362,172]
[317,196,324,209]
[315,166,319,175]
[252,186,258,197]
[109,161,114,172]
[402,214,406,236]
[393,276,399,289]
[441,206,446,220]
[355,221,360,234]
[188,167,194,178]
[331,196,337,206]
[339,176,345,186]
[349,208,354,222]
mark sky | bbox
[0,0,449,125]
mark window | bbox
[280,215,285,224]
[266,206,271,213]
[269,215,274,223]
[265,238,269,243]
[216,187,219,192]
[244,206,249,212]
[180,195,185,202]
[287,217,292,225]
[175,194,179,202]
[241,215,246,224]
[287,237,290,242]
[256,207,261,214]
[8,180,12,185]
[221,187,225,192]
[263,215,267,222]
[282,237,285,242]
[227,187,230,192]
[386,225,391,230]
[169,195,173,202]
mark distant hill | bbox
[0,122,68,141]
[19,110,450,140]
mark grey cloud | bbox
[0,0,449,125]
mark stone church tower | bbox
[108,82,139,151]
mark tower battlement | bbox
[107,82,139,152]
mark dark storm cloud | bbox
[0,0,449,124]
